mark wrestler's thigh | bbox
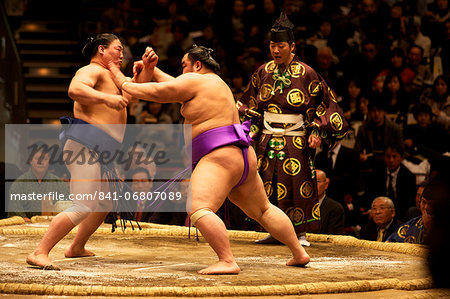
[190,159,236,214]
[228,147,271,218]
[228,173,271,219]
[64,139,102,210]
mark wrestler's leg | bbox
[65,158,113,258]
[228,148,310,266]
[64,211,108,258]
[27,140,102,269]
[26,212,74,270]
[189,147,244,274]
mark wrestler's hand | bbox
[105,94,128,110]
[107,61,127,89]
[142,47,158,68]
[133,60,144,77]
[308,134,321,148]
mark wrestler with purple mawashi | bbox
[191,120,252,188]
[109,46,310,274]
[108,45,311,275]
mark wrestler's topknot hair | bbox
[82,33,121,58]
[186,44,221,73]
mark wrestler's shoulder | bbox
[76,63,107,75]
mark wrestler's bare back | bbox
[180,73,240,139]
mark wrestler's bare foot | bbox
[64,246,95,258]
[26,253,60,270]
[197,260,241,275]
[286,253,310,267]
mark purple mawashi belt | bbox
[191,120,253,188]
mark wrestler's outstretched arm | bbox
[133,47,174,83]
[133,47,158,83]
[68,66,127,110]
[108,62,196,103]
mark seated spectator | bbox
[359,197,403,242]
[404,183,425,221]
[357,95,370,123]
[410,16,432,59]
[7,146,69,222]
[423,0,450,46]
[126,167,154,222]
[1,162,23,219]
[314,142,360,234]
[354,99,403,171]
[229,69,247,101]
[312,169,345,235]
[386,180,436,244]
[306,19,341,54]
[312,46,341,89]
[419,75,450,130]
[385,3,408,49]
[341,78,363,122]
[365,144,417,221]
[342,39,386,93]
[405,44,433,101]
[382,73,410,125]
[374,48,415,93]
[404,103,449,161]
[139,102,173,125]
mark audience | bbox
[366,144,417,221]
[359,196,403,242]
[312,170,345,235]
[314,142,360,234]
[404,103,449,161]
[354,99,403,173]
[7,146,69,222]
[419,75,450,130]
[386,179,436,244]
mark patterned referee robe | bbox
[237,56,348,233]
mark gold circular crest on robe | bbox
[248,96,258,110]
[293,136,306,149]
[316,102,327,116]
[260,84,274,102]
[265,60,276,73]
[328,87,337,103]
[257,155,269,172]
[312,202,321,220]
[286,89,305,107]
[283,158,301,176]
[289,61,305,78]
[330,112,343,131]
[300,181,313,198]
[264,181,273,197]
[277,183,287,200]
[308,80,322,97]
[251,73,260,88]
[267,104,282,114]
[286,207,304,225]
[306,108,316,123]
[398,225,409,238]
